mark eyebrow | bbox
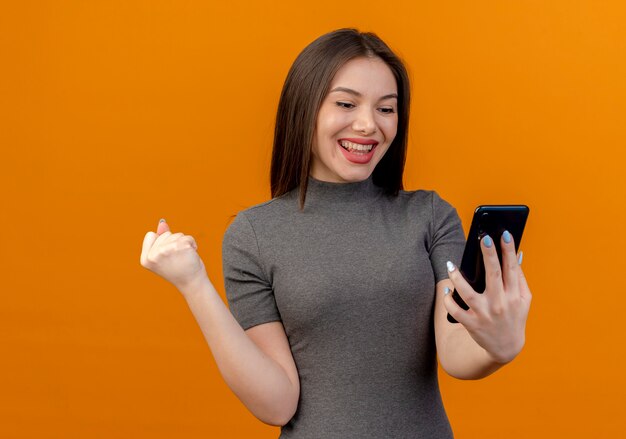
[329,86,398,101]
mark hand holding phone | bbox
[447,205,529,324]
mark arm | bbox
[182,276,299,426]
[141,219,299,425]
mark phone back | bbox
[447,205,529,323]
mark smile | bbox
[337,139,379,164]
[338,140,378,153]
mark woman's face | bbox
[310,56,398,183]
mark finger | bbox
[446,261,484,313]
[177,236,198,252]
[500,230,520,293]
[162,232,185,245]
[157,218,170,235]
[140,231,158,266]
[443,286,474,326]
[152,230,173,249]
[182,235,198,250]
[517,263,533,303]
[481,234,504,296]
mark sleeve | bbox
[222,212,282,330]
[429,191,466,284]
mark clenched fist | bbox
[140,219,208,293]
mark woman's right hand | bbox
[140,219,208,293]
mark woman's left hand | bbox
[444,231,532,364]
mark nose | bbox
[351,107,377,135]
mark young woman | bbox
[140,28,532,438]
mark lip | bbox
[338,137,379,146]
[337,140,378,164]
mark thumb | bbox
[157,218,170,235]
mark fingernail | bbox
[518,251,523,265]
[483,235,493,248]
[503,230,512,243]
[159,218,166,223]
[446,261,456,272]
[444,287,451,295]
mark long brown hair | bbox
[270,28,411,211]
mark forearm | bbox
[179,276,298,425]
[437,325,508,380]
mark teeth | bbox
[339,140,375,151]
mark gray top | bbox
[222,174,465,438]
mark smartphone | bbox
[447,205,530,324]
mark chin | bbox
[336,167,374,182]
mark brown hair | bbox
[270,28,411,211]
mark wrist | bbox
[486,336,525,365]
[177,273,212,299]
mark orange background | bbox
[2,1,625,437]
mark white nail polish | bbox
[518,251,523,265]
[446,261,456,272]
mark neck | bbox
[298,173,382,208]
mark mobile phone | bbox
[447,205,530,324]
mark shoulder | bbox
[224,192,295,239]
[397,187,435,204]
[392,188,460,235]
[395,187,457,214]
[398,187,454,205]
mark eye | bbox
[336,101,355,109]
[379,107,396,114]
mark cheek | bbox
[381,117,399,141]
[318,111,348,137]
